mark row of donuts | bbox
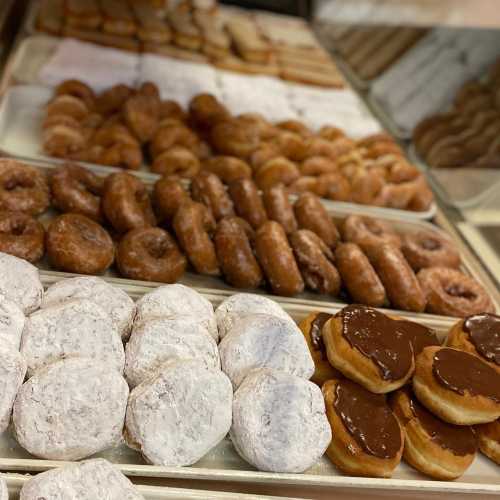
[300,305,500,479]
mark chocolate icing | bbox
[433,348,500,402]
[396,320,439,356]
[463,313,500,366]
[334,379,401,459]
[310,312,332,355]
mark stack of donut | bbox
[300,305,500,479]
[41,79,434,212]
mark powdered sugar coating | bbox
[219,314,314,389]
[42,277,136,340]
[0,293,25,350]
[13,358,129,461]
[0,253,43,314]
[21,299,125,377]
[19,458,144,500]
[125,360,232,466]
[125,316,220,387]
[0,476,6,500]
[231,368,331,473]
[135,285,218,341]
[0,346,27,434]
[215,293,294,340]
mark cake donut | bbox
[152,175,189,224]
[390,387,477,480]
[204,156,252,184]
[231,368,331,473]
[219,313,314,388]
[413,346,500,425]
[41,276,135,341]
[19,459,145,500]
[191,170,235,221]
[125,360,232,466]
[0,294,24,350]
[342,215,401,251]
[323,378,403,478]
[417,267,494,317]
[323,305,415,393]
[229,178,268,229]
[475,419,500,465]
[0,346,26,433]
[13,357,129,460]
[125,316,219,387]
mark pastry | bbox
[0,346,26,434]
[229,178,268,229]
[0,294,24,350]
[152,175,189,224]
[476,419,500,465]
[191,171,234,221]
[262,184,298,235]
[342,215,401,251]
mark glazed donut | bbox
[318,125,346,142]
[476,419,500,465]
[46,213,114,274]
[367,243,426,312]
[191,171,234,221]
[288,176,322,196]
[210,119,259,158]
[318,173,352,202]
[357,133,397,148]
[92,123,139,148]
[300,156,338,176]
[373,180,418,209]
[250,143,281,170]
[151,147,201,178]
[152,175,189,224]
[402,230,460,271]
[349,171,384,206]
[117,227,187,283]
[93,142,143,171]
[342,215,401,251]
[334,243,387,307]
[417,267,494,317]
[364,142,404,160]
[255,221,304,296]
[43,124,86,158]
[262,184,297,235]
[255,157,300,191]
[386,162,421,183]
[172,201,220,276]
[273,132,307,161]
[289,229,341,295]
[305,137,354,160]
[138,81,160,100]
[214,216,263,289]
[42,113,81,131]
[323,377,403,478]
[204,156,252,184]
[276,120,312,138]
[102,172,156,233]
[408,178,434,212]
[189,93,230,130]
[55,79,95,110]
[229,178,268,229]
[413,346,500,425]
[150,124,199,158]
[0,211,45,263]
[390,387,477,480]
[159,100,187,122]
[50,164,104,222]
[237,113,276,141]
[47,95,89,120]
[294,192,340,248]
[123,95,159,143]
[96,84,133,116]
[0,160,50,215]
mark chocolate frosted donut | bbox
[342,215,401,252]
[102,172,156,233]
[417,267,494,317]
[117,227,187,283]
[0,211,45,263]
[0,160,50,215]
[50,164,104,222]
[402,230,461,271]
[47,213,114,274]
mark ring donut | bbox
[151,146,201,178]
[204,156,252,184]
[262,184,297,235]
[255,157,300,191]
[152,175,189,224]
[229,178,268,230]
[342,215,401,251]
[191,171,234,221]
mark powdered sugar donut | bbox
[125,360,232,466]
[42,277,136,340]
[0,252,43,314]
[231,368,331,473]
[21,299,125,377]
[13,357,129,461]
[125,316,220,387]
[19,459,145,500]
[215,293,294,340]
[135,284,218,341]
[0,345,27,434]
[219,314,314,389]
[0,293,25,350]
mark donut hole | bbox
[420,238,441,251]
[445,284,477,301]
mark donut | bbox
[203,156,252,183]
[0,294,24,350]
[407,178,435,212]
[254,156,300,191]
[191,170,234,221]
[373,180,419,209]
[92,142,143,171]
[305,137,353,160]
[150,124,199,158]
[255,221,304,296]
[96,84,133,116]
[47,94,89,120]
[50,164,104,221]
[42,113,81,131]
[124,317,219,388]
[413,346,500,425]
[294,192,340,248]
[172,201,219,276]
[250,143,281,170]
[152,175,189,224]
[334,242,387,307]
[300,156,338,176]
[159,99,187,122]
[0,160,50,215]
[231,368,331,473]
[189,93,230,130]
[390,387,477,480]
[13,358,128,460]
[365,142,404,159]
[273,131,308,161]
[417,267,494,317]
[210,119,259,158]
[46,213,114,275]
[322,378,404,478]
[214,216,263,289]
[237,113,276,140]
[0,211,44,263]
[476,419,500,465]
[102,172,156,233]
[138,81,160,100]
[289,229,341,295]
[319,172,352,201]
[318,125,346,142]
[228,178,268,229]
[151,146,201,178]
[125,360,232,466]
[117,227,187,284]
[342,215,401,251]
[0,347,25,434]
[349,170,385,205]
[55,79,95,110]
[288,175,322,196]
[262,184,297,234]
[123,94,159,143]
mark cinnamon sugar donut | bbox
[191,171,234,221]
[151,147,200,178]
[262,184,297,235]
[204,156,252,183]
[342,215,401,252]
[153,175,189,224]
[417,267,494,317]
[255,157,300,191]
